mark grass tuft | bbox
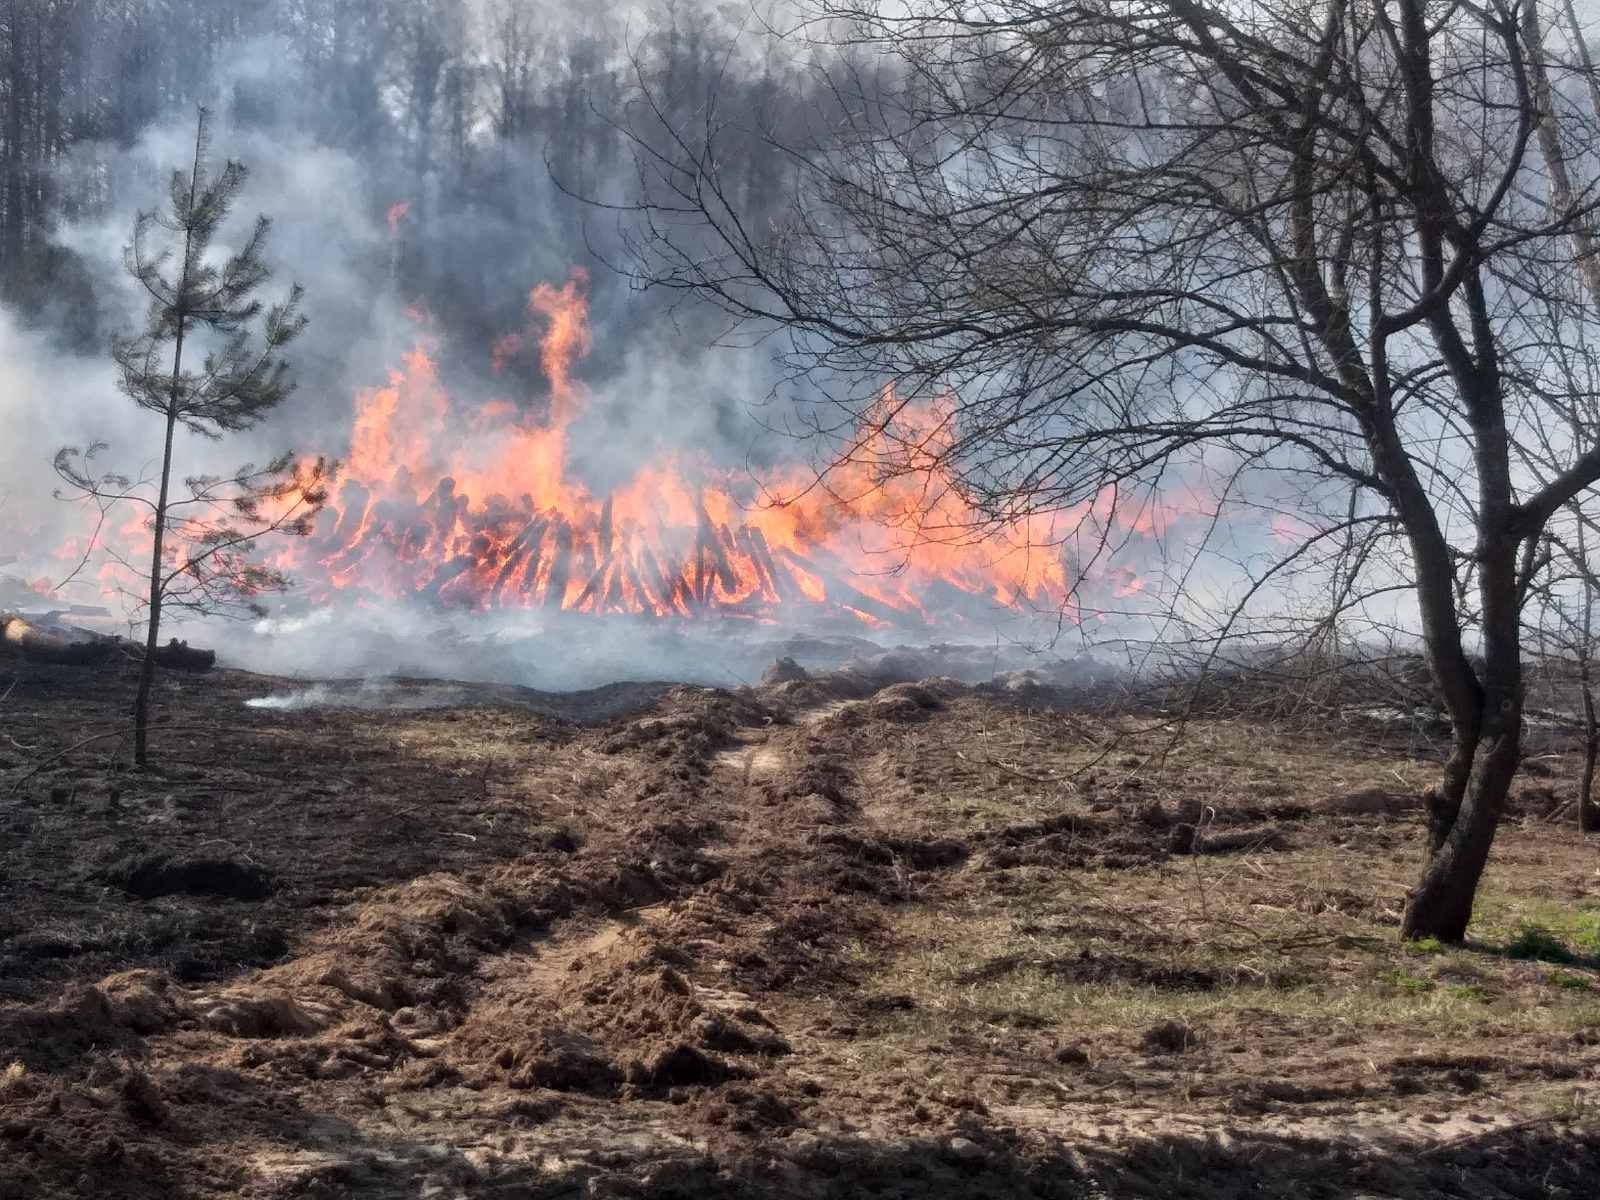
[1379,970,1436,995]
[1547,970,1594,992]
[1404,936,1444,955]
[1506,922,1577,964]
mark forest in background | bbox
[0,0,802,401]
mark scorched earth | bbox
[1,655,1598,1198]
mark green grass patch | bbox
[1379,970,1436,995]
[1404,936,1445,955]
[1506,922,1577,964]
[1547,970,1594,992]
[1575,914,1600,956]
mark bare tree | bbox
[605,0,1600,940]
[54,107,327,768]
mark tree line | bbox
[0,0,803,358]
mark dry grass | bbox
[774,704,1600,1130]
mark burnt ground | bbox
[0,660,1597,1198]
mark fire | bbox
[386,201,411,238]
[527,270,591,425]
[258,269,1183,629]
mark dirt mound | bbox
[815,830,968,871]
[1323,787,1421,816]
[697,1083,801,1133]
[969,798,1303,870]
[194,988,334,1037]
[713,881,887,991]
[101,854,274,901]
[240,861,613,1030]
[867,681,947,722]
[766,746,856,817]
[0,1058,197,1200]
[0,970,189,1068]
[566,941,788,1090]
[603,687,781,802]
[601,687,776,754]
[459,932,788,1098]
[1142,1019,1204,1054]
[762,656,810,685]
[974,811,1162,871]
[494,1029,621,1093]
[755,665,966,715]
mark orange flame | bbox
[527,270,591,425]
[232,270,1197,629]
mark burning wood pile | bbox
[28,271,1164,638]
[261,272,1087,631]
[300,480,965,629]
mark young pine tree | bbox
[55,108,328,766]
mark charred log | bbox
[149,639,217,673]
[520,521,551,602]
[774,548,924,629]
[713,524,741,593]
[1,614,215,672]
[417,555,476,604]
[574,555,613,612]
[639,545,674,612]
[490,517,545,606]
[1,613,115,665]
[544,520,573,609]
[599,495,614,560]
[747,526,789,601]
[322,481,370,550]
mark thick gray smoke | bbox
[0,10,1251,690]
[0,25,951,685]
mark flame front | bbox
[269,270,1149,628]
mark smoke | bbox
[0,8,1295,688]
[0,20,879,682]
[0,311,140,585]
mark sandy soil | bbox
[1,658,1597,1198]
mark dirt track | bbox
[1,660,1598,1198]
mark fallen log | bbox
[1,613,114,666]
[150,639,218,673]
[1,613,216,672]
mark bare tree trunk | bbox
[1404,708,1522,941]
[1404,527,1522,941]
[1581,521,1598,836]
[4,0,29,274]
[1582,680,1597,835]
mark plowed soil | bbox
[1,658,1597,1198]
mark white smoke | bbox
[0,21,1194,686]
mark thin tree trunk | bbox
[4,0,29,273]
[134,118,202,768]
[133,399,179,767]
[1581,521,1597,835]
[1581,679,1597,835]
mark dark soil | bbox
[0,656,1597,1199]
